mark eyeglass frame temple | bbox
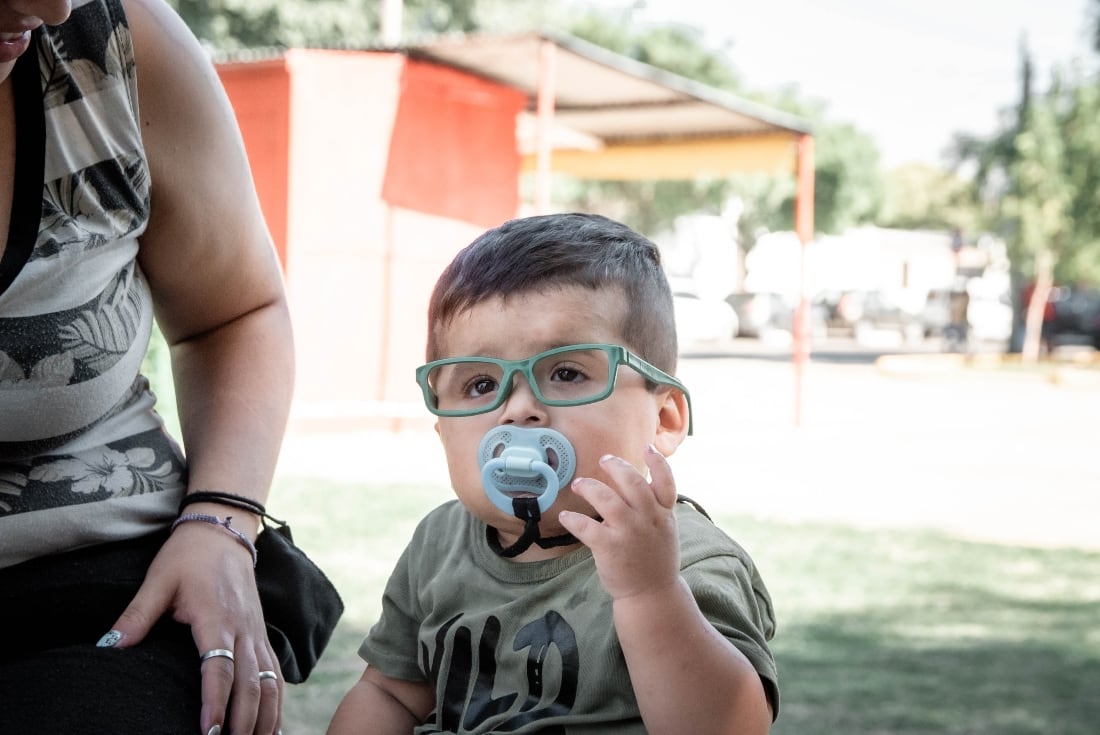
[619,348,694,435]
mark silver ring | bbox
[200,648,235,663]
[258,670,278,682]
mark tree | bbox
[166,0,487,50]
[877,164,981,233]
[168,0,375,50]
[952,37,1100,359]
[1008,64,1070,360]
[1053,71,1100,286]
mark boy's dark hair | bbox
[426,212,678,373]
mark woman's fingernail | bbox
[96,630,122,647]
[207,726,221,735]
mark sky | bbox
[590,0,1097,169]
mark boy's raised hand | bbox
[558,445,680,600]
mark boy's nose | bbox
[498,374,548,426]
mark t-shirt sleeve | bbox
[678,509,780,718]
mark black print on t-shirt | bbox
[422,610,578,733]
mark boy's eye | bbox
[465,376,499,398]
[550,366,585,383]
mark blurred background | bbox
[146,1,1099,733]
[148,0,1100,427]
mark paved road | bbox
[277,338,1100,551]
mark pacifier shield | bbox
[477,426,577,514]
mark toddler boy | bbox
[328,213,778,734]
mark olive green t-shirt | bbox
[361,500,778,733]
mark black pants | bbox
[0,532,201,734]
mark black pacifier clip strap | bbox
[487,497,578,558]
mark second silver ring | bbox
[200,648,235,663]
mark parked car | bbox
[1047,286,1100,349]
[813,290,923,343]
[853,290,925,344]
[967,292,1013,343]
[920,289,953,338]
[812,289,865,334]
[725,291,794,338]
[673,290,739,348]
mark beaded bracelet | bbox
[171,513,258,567]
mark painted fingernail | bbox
[96,630,122,647]
[207,726,221,735]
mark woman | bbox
[1,1,294,733]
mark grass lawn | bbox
[273,475,1100,735]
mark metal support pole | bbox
[793,134,815,427]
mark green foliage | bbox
[1053,72,1100,284]
[954,46,1100,285]
[727,173,798,244]
[801,120,884,235]
[566,11,741,91]
[405,0,479,34]
[167,0,377,50]
[878,164,982,232]
[557,177,733,236]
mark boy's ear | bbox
[653,388,690,457]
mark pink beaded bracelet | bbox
[171,513,258,567]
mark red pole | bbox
[793,134,815,428]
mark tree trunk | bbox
[1022,250,1053,363]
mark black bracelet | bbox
[178,490,267,517]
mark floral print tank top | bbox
[0,0,186,568]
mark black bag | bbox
[254,515,344,684]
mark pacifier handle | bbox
[481,452,560,514]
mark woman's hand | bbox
[104,521,282,735]
[558,444,681,601]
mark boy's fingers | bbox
[643,444,678,509]
[557,509,598,541]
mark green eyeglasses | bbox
[415,343,692,434]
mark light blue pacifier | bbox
[477,426,577,515]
